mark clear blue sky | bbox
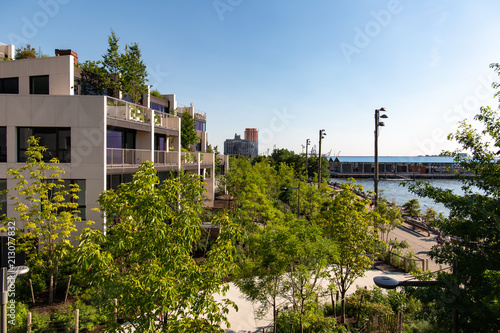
[2,0,500,156]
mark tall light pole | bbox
[318,129,326,189]
[305,139,310,180]
[374,108,388,206]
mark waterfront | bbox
[330,178,469,216]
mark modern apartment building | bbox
[0,46,217,233]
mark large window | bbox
[0,77,19,94]
[107,127,136,149]
[18,127,71,163]
[0,127,5,162]
[29,75,49,94]
[48,179,87,221]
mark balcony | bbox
[106,97,179,131]
[106,148,214,168]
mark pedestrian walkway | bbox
[387,224,447,273]
[217,269,410,332]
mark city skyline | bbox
[2,1,500,156]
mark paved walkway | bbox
[387,223,447,273]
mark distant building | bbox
[244,128,258,157]
[224,134,254,157]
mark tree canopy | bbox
[76,162,240,332]
[405,63,500,332]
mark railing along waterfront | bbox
[106,96,179,131]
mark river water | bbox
[329,178,469,216]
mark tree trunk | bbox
[340,290,346,324]
[48,273,54,305]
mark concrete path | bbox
[387,224,448,273]
[217,269,410,333]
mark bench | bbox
[403,218,430,236]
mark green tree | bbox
[2,137,84,304]
[180,111,199,149]
[237,217,337,333]
[14,44,46,59]
[99,28,149,103]
[319,181,379,324]
[375,200,403,242]
[402,198,421,217]
[405,63,500,332]
[76,162,240,332]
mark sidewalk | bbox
[217,268,409,333]
[387,224,447,273]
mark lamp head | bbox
[379,122,385,126]
[380,114,388,119]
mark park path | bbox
[387,223,448,273]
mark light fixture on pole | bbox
[305,139,310,180]
[374,108,387,206]
[282,182,301,217]
[2,266,29,333]
[318,129,326,189]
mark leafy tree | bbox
[76,162,240,332]
[319,181,379,324]
[404,63,500,332]
[79,60,107,96]
[120,42,148,103]
[375,200,403,242]
[180,111,199,149]
[14,44,46,59]
[98,28,149,103]
[237,217,337,333]
[402,198,421,217]
[2,137,85,304]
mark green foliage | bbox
[375,200,404,242]
[84,28,149,102]
[14,44,46,59]
[76,162,240,332]
[2,137,88,304]
[402,199,421,217]
[150,89,163,98]
[276,308,346,333]
[318,181,380,323]
[403,63,500,332]
[180,111,199,149]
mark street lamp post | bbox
[282,182,301,217]
[305,139,310,180]
[2,266,29,333]
[374,108,388,206]
[318,129,326,189]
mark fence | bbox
[366,311,404,333]
[388,251,428,272]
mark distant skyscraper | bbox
[224,134,252,157]
[244,128,258,157]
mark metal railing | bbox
[107,149,214,168]
[107,148,152,166]
[106,97,179,130]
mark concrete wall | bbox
[0,55,74,95]
[0,95,107,232]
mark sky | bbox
[2,0,500,157]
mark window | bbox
[18,127,71,163]
[107,174,133,190]
[155,134,166,151]
[106,127,136,149]
[29,75,49,94]
[47,179,87,221]
[0,77,19,94]
[0,127,5,162]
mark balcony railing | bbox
[106,97,179,131]
[107,149,214,168]
[107,148,152,166]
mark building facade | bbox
[0,47,218,233]
[224,134,254,157]
[244,128,258,157]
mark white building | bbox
[0,47,217,234]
